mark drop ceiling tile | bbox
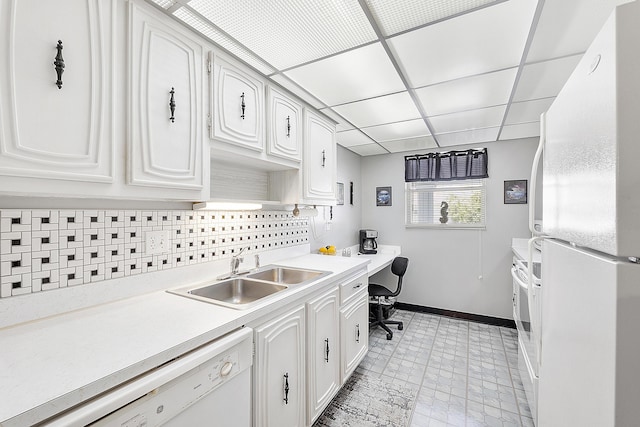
[336,130,374,147]
[505,98,554,125]
[388,0,537,87]
[416,68,517,117]
[284,43,405,107]
[429,105,506,134]
[346,143,388,156]
[361,119,430,142]
[320,108,355,132]
[436,127,500,147]
[499,122,540,140]
[332,92,421,128]
[514,55,582,102]
[527,0,632,63]
[380,136,437,153]
[269,74,325,109]
[174,8,275,75]
[188,0,377,70]
[365,0,498,37]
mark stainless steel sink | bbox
[168,266,331,309]
[247,267,325,284]
[169,278,287,309]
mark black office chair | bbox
[369,256,408,340]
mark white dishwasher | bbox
[46,327,253,427]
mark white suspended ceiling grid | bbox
[150,0,632,156]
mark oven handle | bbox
[528,236,545,373]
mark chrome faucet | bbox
[254,254,260,270]
[230,247,249,276]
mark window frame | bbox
[404,178,487,229]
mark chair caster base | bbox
[386,333,393,340]
[398,323,403,330]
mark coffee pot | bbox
[359,229,378,254]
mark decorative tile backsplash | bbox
[0,209,309,298]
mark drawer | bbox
[339,270,368,306]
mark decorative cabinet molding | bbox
[303,109,337,203]
[306,287,340,425]
[128,0,205,192]
[267,86,302,162]
[211,53,265,151]
[0,0,115,183]
[254,305,306,427]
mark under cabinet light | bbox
[193,202,263,211]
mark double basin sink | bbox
[168,266,331,309]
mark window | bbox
[405,179,486,228]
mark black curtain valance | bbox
[404,148,488,182]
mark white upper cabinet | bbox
[211,53,265,152]
[128,0,205,192]
[0,0,114,184]
[266,86,302,162]
[303,109,337,203]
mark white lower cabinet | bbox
[341,292,369,382]
[254,305,306,427]
[306,287,340,425]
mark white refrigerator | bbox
[535,2,640,426]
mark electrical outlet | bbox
[145,230,170,255]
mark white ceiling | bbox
[152,0,631,156]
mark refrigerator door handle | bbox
[529,112,546,236]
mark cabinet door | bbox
[341,292,369,382]
[128,1,204,191]
[212,54,264,151]
[267,86,302,162]
[0,0,114,183]
[254,306,305,427]
[306,287,340,424]
[303,110,336,202]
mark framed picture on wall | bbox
[376,186,392,206]
[336,182,344,205]
[504,180,528,204]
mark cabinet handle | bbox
[240,92,245,120]
[356,323,360,343]
[324,338,330,362]
[283,373,290,404]
[286,115,291,137]
[169,88,176,123]
[54,40,65,89]
[321,150,326,168]
[353,283,361,289]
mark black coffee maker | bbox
[359,229,378,254]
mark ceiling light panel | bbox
[380,136,437,153]
[150,0,175,9]
[361,119,430,142]
[499,121,540,140]
[346,143,388,156]
[173,8,275,75]
[269,74,325,109]
[336,130,374,147]
[429,105,506,134]
[527,0,632,63]
[284,43,405,107]
[436,127,500,147]
[505,97,554,125]
[364,0,498,37]
[188,0,377,70]
[415,68,517,117]
[388,0,537,87]
[513,55,581,102]
[332,92,421,128]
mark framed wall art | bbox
[376,186,392,206]
[504,180,527,204]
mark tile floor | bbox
[317,309,533,427]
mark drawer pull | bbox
[353,283,362,289]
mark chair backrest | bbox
[389,257,408,297]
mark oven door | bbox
[511,262,538,374]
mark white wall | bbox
[309,145,362,252]
[361,138,539,319]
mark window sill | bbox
[405,224,486,230]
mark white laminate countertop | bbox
[347,244,401,276]
[0,252,371,426]
[512,238,542,263]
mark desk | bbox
[348,245,401,277]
